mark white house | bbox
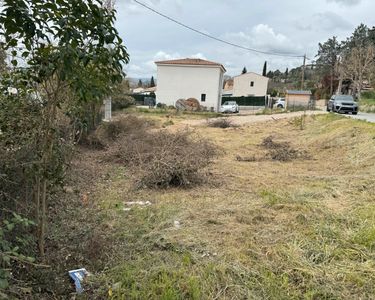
[232,72,269,97]
[155,58,226,112]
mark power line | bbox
[132,0,305,59]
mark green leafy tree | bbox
[138,79,143,87]
[316,36,341,96]
[0,0,129,257]
[0,47,6,74]
[344,24,373,50]
[267,70,274,79]
[273,69,282,82]
[285,68,289,81]
[262,61,267,77]
[242,67,247,74]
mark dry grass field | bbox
[60,112,375,299]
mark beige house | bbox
[286,90,312,108]
[155,58,226,112]
[232,72,269,97]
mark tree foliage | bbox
[262,61,267,77]
[0,0,129,285]
[150,76,155,87]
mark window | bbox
[250,81,254,87]
[201,93,206,102]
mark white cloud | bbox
[327,0,361,5]
[190,53,207,60]
[117,0,182,15]
[224,24,303,56]
[118,0,372,78]
[153,50,181,61]
[295,11,352,31]
[126,50,209,77]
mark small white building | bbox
[155,58,226,112]
[132,87,145,94]
[232,72,269,97]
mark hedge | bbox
[128,94,156,105]
[222,96,266,106]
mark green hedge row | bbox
[222,96,266,106]
[128,94,155,105]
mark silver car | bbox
[327,95,358,115]
[220,101,239,113]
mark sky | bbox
[114,0,375,79]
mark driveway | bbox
[346,112,375,123]
[179,111,328,127]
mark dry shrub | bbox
[111,129,219,188]
[84,116,154,149]
[261,136,309,161]
[208,118,236,128]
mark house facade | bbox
[232,72,269,97]
[155,58,226,112]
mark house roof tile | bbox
[155,58,226,71]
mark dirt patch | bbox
[261,136,310,161]
[236,136,310,163]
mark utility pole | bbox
[301,54,306,90]
[103,0,115,121]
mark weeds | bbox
[43,114,375,299]
[289,112,307,130]
[207,117,236,128]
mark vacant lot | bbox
[48,112,375,299]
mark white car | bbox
[220,101,239,113]
[274,98,286,109]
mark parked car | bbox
[327,95,358,114]
[274,98,286,109]
[220,101,239,113]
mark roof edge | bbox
[155,58,226,72]
[233,72,268,79]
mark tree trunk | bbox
[337,63,343,95]
[37,92,58,257]
[38,179,47,257]
[330,68,334,96]
[34,177,41,238]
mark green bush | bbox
[0,213,35,296]
[156,103,167,109]
[361,91,375,99]
[112,95,135,111]
[222,96,265,106]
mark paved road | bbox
[347,112,375,123]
